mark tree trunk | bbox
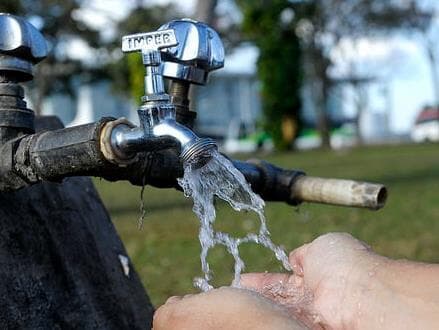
[426,40,439,107]
[305,45,331,149]
[195,0,217,23]
[190,0,218,113]
[424,39,439,139]
[317,78,332,148]
[353,84,368,145]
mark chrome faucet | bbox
[0,13,387,211]
[107,25,220,164]
[159,18,225,85]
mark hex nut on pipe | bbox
[100,118,137,166]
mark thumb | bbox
[289,243,310,276]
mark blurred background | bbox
[1,0,438,305]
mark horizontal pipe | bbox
[291,176,387,210]
[27,121,110,180]
[0,116,388,211]
[233,160,387,210]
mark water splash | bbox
[178,149,291,291]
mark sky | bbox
[78,0,439,134]
[331,34,436,133]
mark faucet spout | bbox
[136,102,217,163]
[105,103,216,165]
[153,119,196,147]
[152,119,216,163]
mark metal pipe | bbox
[291,176,387,210]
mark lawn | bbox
[94,143,439,306]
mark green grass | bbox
[94,143,439,306]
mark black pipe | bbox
[0,117,181,191]
[0,118,120,190]
[0,118,306,206]
[24,120,110,180]
[3,119,387,209]
[232,160,305,205]
[0,113,311,207]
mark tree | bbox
[0,0,104,114]
[195,0,217,23]
[293,0,432,148]
[237,0,303,150]
[405,3,439,126]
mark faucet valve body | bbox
[0,14,48,140]
[106,27,218,165]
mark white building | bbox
[194,43,261,139]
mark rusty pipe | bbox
[291,176,387,210]
[239,160,387,210]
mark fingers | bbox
[240,273,291,291]
[154,288,308,330]
[165,295,183,304]
[153,303,173,330]
[154,294,195,329]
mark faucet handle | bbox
[121,29,178,100]
[121,29,178,65]
[158,19,225,85]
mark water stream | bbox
[178,149,291,291]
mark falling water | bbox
[178,149,291,291]
[138,175,147,230]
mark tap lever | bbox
[121,29,178,54]
[121,30,178,100]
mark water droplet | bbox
[138,174,147,230]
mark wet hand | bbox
[154,233,439,329]
[153,286,307,330]
[241,232,383,329]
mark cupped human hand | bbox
[241,232,385,329]
[153,286,307,330]
[154,233,439,329]
[153,233,380,330]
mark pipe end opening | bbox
[375,186,388,210]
